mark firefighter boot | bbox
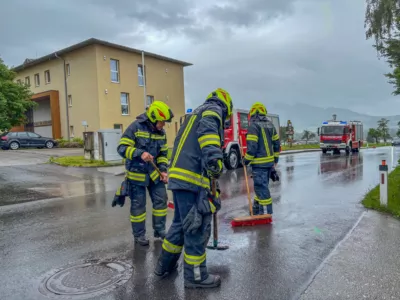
[154,259,179,278]
[184,274,221,289]
[252,201,261,215]
[154,230,166,240]
[135,235,149,246]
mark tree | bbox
[377,118,390,142]
[301,130,316,144]
[0,57,35,132]
[279,126,288,143]
[367,128,380,143]
[397,121,400,137]
[365,1,400,94]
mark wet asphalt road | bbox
[0,147,398,300]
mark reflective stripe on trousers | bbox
[158,190,212,282]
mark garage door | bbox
[34,126,53,138]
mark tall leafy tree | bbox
[367,128,380,143]
[377,118,390,141]
[301,130,316,144]
[396,121,400,137]
[0,57,35,132]
[365,0,400,94]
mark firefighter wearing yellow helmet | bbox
[154,88,233,289]
[114,100,174,246]
[243,102,280,215]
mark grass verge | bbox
[49,156,115,167]
[281,144,319,151]
[362,165,400,218]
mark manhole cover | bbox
[39,259,133,299]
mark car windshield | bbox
[0,132,8,137]
[321,126,344,135]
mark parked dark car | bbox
[0,131,57,150]
[392,138,400,146]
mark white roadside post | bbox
[379,160,388,207]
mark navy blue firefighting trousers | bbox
[252,167,273,215]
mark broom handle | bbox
[212,179,218,246]
[239,136,253,216]
[149,160,163,176]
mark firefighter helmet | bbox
[146,101,174,123]
[206,88,233,120]
[249,102,267,116]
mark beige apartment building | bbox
[12,38,192,147]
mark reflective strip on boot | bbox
[130,212,146,223]
[254,196,272,206]
[184,251,206,282]
[162,238,183,254]
[153,208,168,217]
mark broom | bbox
[149,160,174,209]
[230,136,273,227]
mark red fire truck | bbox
[180,108,280,170]
[317,115,363,155]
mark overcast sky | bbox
[1,0,399,116]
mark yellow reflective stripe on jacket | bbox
[151,134,166,140]
[272,133,279,141]
[244,153,254,161]
[184,251,206,265]
[168,167,210,188]
[251,156,275,164]
[247,134,258,142]
[255,196,272,205]
[135,131,150,138]
[127,171,146,182]
[162,238,183,254]
[202,110,222,127]
[209,200,216,213]
[125,146,136,160]
[157,157,169,164]
[171,115,197,168]
[150,170,159,182]
[274,152,280,157]
[152,208,168,217]
[161,145,169,151]
[130,213,146,223]
[119,137,135,147]
[198,134,221,149]
[261,128,271,157]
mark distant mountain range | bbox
[267,103,400,135]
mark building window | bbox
[68,95,72,107]
[146,95,154,106]
[25,76,30,86]
[70,126,74,138]
[138,64,146,86]
[34,73,40,86]
[121,93,130,115]
[114,124,123,131]
[66,63,70,76]
[110,59,119,83]
[16,79,22,85]
[44,70,51,84]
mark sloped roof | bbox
[12,38,192,71]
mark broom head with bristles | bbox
[231,214,273,227]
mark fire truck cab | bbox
[179,108,280,170]
[317,115,363,155]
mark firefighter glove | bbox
[183,205,203,234]
[207,159,223,179]
[112,179,129,207]
[270,168,279,182]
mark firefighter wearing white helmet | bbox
[115,100,174,246]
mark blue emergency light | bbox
[322,122,328,124]
[340,121,347,124]
[186,108,192,113]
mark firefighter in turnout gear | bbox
[243,102,280,215]
[117,101,174,246]
[154,88,233,289]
